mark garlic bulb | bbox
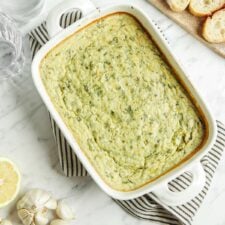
[0,219,12,225]
[56,200,74,220]
[17,189,57,211]
[17,189,57,225]
[50,219,69,225]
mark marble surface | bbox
[1,0,225,224]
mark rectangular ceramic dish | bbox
[32,0,216,204]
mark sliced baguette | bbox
[202,8,225,43]
[166,0,190,12]
[189,0,225,16]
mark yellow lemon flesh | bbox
[0,157,20,208]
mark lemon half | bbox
[0,157,21,208]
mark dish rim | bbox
[32,3,217,200]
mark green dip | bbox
[40,13,205,191]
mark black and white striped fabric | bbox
[29,10,88,176]
[29,10,225,225]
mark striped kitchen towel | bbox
[29,10,225,225]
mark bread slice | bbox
[202,8,225,43]
[166,0,190,12]
[189,0,225,16]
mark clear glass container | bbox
[0,0,45,23]
[0,13,25,81]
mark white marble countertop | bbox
[1,0,225,224]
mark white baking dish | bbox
[32,0,217,205]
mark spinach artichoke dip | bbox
[40,13,205,191]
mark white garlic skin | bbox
[17,189,53,210]
[45,198,57,210]
[34,211,49,225]
[0,219,12,225]
[56,200,74,220]
[50,219,69,225]
[17,189,57,225]
[17,208,34,225]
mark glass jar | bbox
[0,0,45,23]
[0,13,25,81]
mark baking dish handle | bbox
[152,162,205,206]
[46,0,96,38]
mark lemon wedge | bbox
[0,157,21,208]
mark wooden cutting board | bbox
[148,0,225,58]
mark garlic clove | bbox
[34,212,49,225]
[50,219,70,225]
[45,197,57,210]
[0,219,12,225]
[29,189,52,209]
[18,208,34,225]
[56,200,74,220]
